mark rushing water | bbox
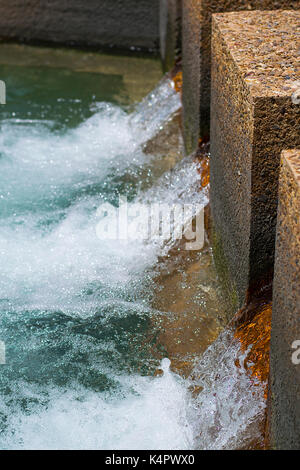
[0,51,265,450]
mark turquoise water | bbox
[1,64,126,129]
[0,53,265,450]
[0,58,199,449]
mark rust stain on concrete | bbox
[235,303,272,397]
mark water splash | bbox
[0,72,265,450]
[1,370,193,450]
[0,76,195,450]
[187,329,266,449]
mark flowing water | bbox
[0,47,266,450]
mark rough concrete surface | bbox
[160,0,182,72]
[182,0,300,153]
[210,10,300,310]
[0,0,160,52]
[270,149,300,449]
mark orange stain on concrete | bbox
[234,303,272,399]
[198,156,210,188]
[173,70,183,93]
[195,140,210,189]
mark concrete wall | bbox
[164,1,300,449]
[1,0,300,449]
[270,150,300,450]
[160,0,182,72]
[0,0,160,52]
[210,10,300,310]
[208,10,300,448]
[182,0,300,154]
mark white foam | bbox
[186,329,266,449]
[1,363,193,450]
[0,75,265,450]
[0,79,182,315]
[0,77,195,450]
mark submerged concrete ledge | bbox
[270,149,300,450]
[182,0,300,154]
[0,0,160,52]
[210,10,300,311]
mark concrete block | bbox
[0,0,160,52]
[270,149,300,449]
[160,0,182,72]
[210,10,300,310]
[182,0,300,153]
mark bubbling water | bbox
[0,75,265,450]
[1,359,193,450]
[187,330,266,450]
[0,77,195,450]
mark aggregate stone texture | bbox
[210,10,300,308]
[182,0,300,153]
[270,149,300,450]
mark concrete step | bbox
[182,0,300,153]
[210,10,300,311]
[270,149,300,450]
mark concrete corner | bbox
[182,0,300,154]
[210,10,300,309]
[270,150,300,449]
